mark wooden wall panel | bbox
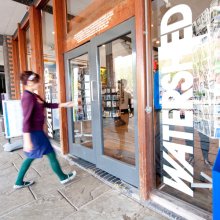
[29,6,44,98]
[65,0,135,52]
[53,0,69,154]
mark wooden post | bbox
[53,0,69,154]
[145,0,154,197]
[29,5,44,98]
[12,39,20,99]
[17,24,27,73]
[135,0,154,200]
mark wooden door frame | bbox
[135,0,154,200]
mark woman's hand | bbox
[59,101,74,108]
[23,133,33,153]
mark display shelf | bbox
[102,87,120,118]
[73,67,91,121]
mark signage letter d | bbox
[161,4,192,35]
[160,4,192,46]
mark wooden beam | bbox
[34,0,49,9]
[13,30,18,40]
[12,39,20,99]
[20,12,29,30]
[17,24,27,73]
[29,6,44,98]
[135,0,154,200]
[53,0,69,154]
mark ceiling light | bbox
[52,31,55,35]
[156,40,160,44]
[151,24,154,27]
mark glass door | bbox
[65,43,96,163]
[91,18,139,187]
[65,18,138,187]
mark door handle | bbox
[90,80,95,102]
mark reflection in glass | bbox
[70,54,93,149]
[99,33,135,165]
[152,0,219,212]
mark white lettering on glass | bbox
[159,4,194,197]
[45,68,53,138]
[74,10,114,43]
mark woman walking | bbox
[14,71,76,189]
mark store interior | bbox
[69,33,136,166]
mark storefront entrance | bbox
[64,18,139,187]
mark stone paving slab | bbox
[0,186,34,217]
[60,174,111,209]
[30,155,70,176]
[0,160,35,217]
[133,208,168,220]
[1,190,76,220]
[27,173,63,199]
[61,163,90,179]
[0,160,12,171]
[29,171,84,199]
[0,150,21,163]
[0,165,18,192]
[64,190,164,220]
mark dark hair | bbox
[20,71,40,85]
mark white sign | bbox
[2,100,23,138]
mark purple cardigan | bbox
[22,90,59,133]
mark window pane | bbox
[99,33,135,165]
[153,0,219,212]
[69,53,93,149]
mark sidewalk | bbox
[0,136,167,220]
